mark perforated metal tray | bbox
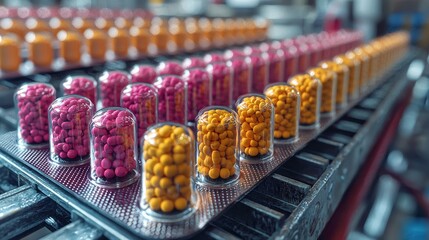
[0,54,414,239]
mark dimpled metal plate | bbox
[0,116,355,238]
[0,57,411,239]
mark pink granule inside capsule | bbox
[157,61,184,76]
[91,109,137,179]
[183,68,210,121]
[154,76,186,123]
[99,71,130,108]
[182,57,206,69]
[208,62,232,106]
[50,97,92,161]
[229,58,251,100]
[16,83,55,145]
[121,84,157,139]
[130,65,157,84]
[248,55,268,93]
[63,76,97,105]
[204,53,224,64]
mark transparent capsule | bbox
[15,83,56,147]
[264,83,300,142]
[182,68,211,122]
[196,106,240,187]
[236,94,274,162]
[141,122,197,221]
[288,74,321,128]
[89,107,139,188]
[61,75,97,106]
[307,67,337,116]
[154,75,187,124]
[121,83,158,141]
[49,95,94,166]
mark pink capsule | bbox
[228,57,251,101]
[182,68,210,121]
[182,57,206,69]
[61,76,97,106]
[121,83,158,140]
[48,95,94,165]
[15,83,55,146]
[130,64,157,84]
[156,61,184,76]
[264,49,284,84]
[154,75,186,124]
[89,107,138,187]
[207,62,232,106]
[99,71,130,108]
[224,49,245,60]
[247,54,268,93]
[203,53,224,64]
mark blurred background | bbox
[1,0,428,49]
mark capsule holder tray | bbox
[0,53,415,239]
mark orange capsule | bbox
[114,17,133,30]
[26,32,53,68]
[49,17,71,36]
[168,18,187,52]
[108,27,130,58]
[72,17,94,34]
[150,24,170,54]
[0,18,27,40]
[130,26,149,54]
[25,18,50,34]
[0,35,21,71]
[58,30,81,63]
[84,29,107,60]
[94,17,114,31]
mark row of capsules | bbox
[0,6,269,72]
[12,31,409,222]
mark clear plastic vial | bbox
[130,64,157,84]
[154,75,187,124]
[89,107,139,188]
[288,74,321,128]
[99,70,131,108]
[196,106,240,187]
[206,62,233,107]
[157,60,184,76]
[15,83,56,147]
[61,75,97,106]
[121,83,158,141]
[141,122,197,221]
[319,61,349,109]
[334,54,360,101]
[247,54,268,93]
[49,95,94,166]
[182,68,211,122]
[264,83,300,142]
[227,57,251,101]
[307,67,337,116]
[236,94,274,162]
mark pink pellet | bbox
[156,61,184,76]
[121,83,158,140]
[203,53,224,64]
[182,57,206,69]
[265,49,284,84]
[207,62,232,106]
[15,83,55,145]
[154,75,186,124]
[228,57,251,101]
[291,39,310,73]
[49,96,94,162]
[306,39,322,67]
[61,76,97,106]
[90,108,137,181]
[224,49,245,60]
[182,68,210,121]
[130,64,157,84]
[99,71,130,108]
[247,54,268,93]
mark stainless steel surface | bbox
[273,54,414,240]
[0,51,417,239]
[40,220,102,240]
[0,185,54,239]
